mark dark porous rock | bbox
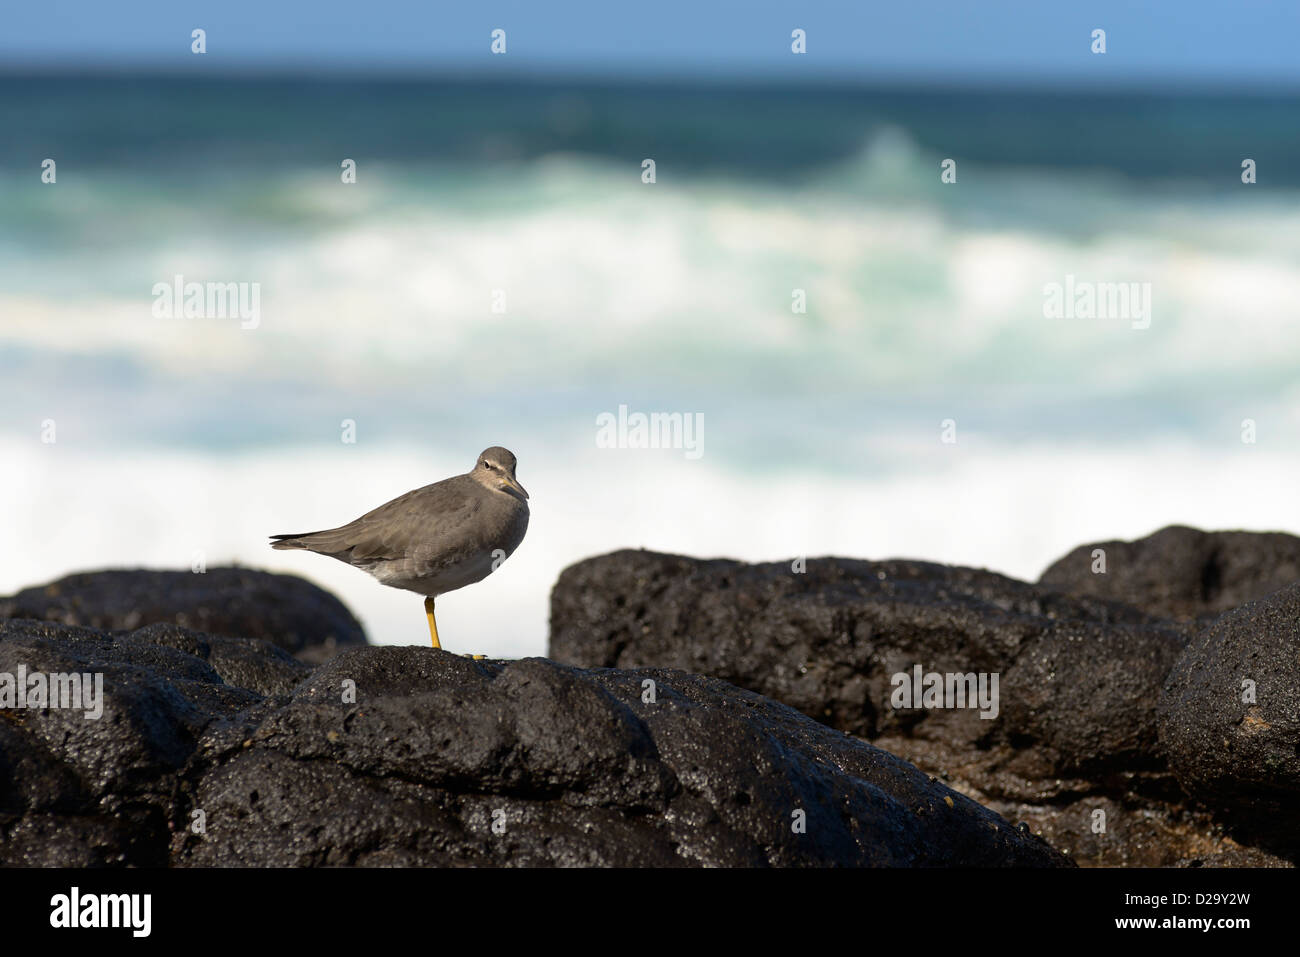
[0,567,367,662]
[977,792,1291,868]
[1038,525,1300,621]
[872,729,1292,867]
[1158,581,1300,852]
[126,622,311,697]
[0,619,308,866]
[177,647,1067,867]
[547,549,1295,867]
[548,549,1185,783]
[0,617,1069,867]
[997,622,1185,779]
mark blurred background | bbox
[2,1,1299,656]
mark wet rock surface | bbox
[550,541,1298,867]
[6,525,1297,868]
[0,623,1066,867]
[0,619,309,866]
[1038,524,1300,621]
[0,567,367,663]
[549,550,1188,775]
[1158,581,1300,854]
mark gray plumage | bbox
[270,446,529,600]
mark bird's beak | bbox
[501,475,529,500]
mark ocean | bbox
[3,73,1299,656]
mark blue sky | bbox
[3,0,1298,86]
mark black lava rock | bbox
[0,619,309,866]
[0,567,367,662]
[178,647,1067,867]
[1158,581,1300,851]
[0,620,1068,867]
[548,549,1187,780]
[546,548,1295,866]
[1038,525,1300,621]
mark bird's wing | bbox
[289,478,483,564]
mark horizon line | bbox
[4,62,1300,97]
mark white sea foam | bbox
[3,436,1298,657]
[2,155,1299,401]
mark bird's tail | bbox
[269,532,319,551]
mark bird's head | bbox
[472,446,529,501]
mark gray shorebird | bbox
[270,447,529,654]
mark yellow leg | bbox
[424,596,441,649]
[424,596,485,658]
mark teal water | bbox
[3,76,1298,457]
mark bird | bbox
[269,446,529,656]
